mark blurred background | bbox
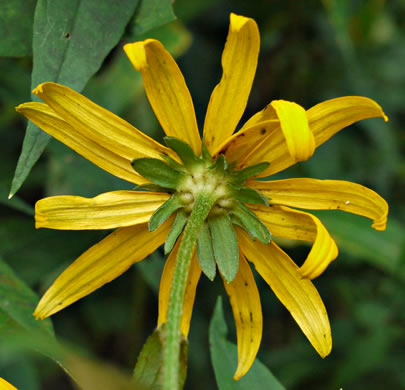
[1,0,404,389]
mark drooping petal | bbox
[250,204,338,278]
[124,40,201,155]
[308,96,389,146]
[158,238,201,337]
[35,191,169,230]
[32,82,174,161]
[241,96,388,176]
[15,102,146,184]
[222,253,262,380]
[203,13,260,153]
[237,229,332,358]
[34,218,173,319]
[250,178,388,230]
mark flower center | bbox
[131,136,272,283]
[177,165,233,215]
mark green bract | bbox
[131,136,271,282]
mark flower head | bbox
[16,13,388,379]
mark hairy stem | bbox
[162,192,215,389]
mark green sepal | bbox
[164,136,202,169]
[196,222,216,281]
[231,202,272,244]
[232,185,269,206]
[214,154,228,174]
[201,141,213,163]
[135,183,174,193]
[164,209,188,254]
[131,157,183,189]
[160,154,187,172]
[133,325,188,389]
[230,214,255,240]
[208,214,239,283]
[231,162,270,185]
[149,193,183,232]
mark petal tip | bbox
[124,39,159,71]
[32,83,46,96]
[230,12,255,32]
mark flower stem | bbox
[162,192,216,390]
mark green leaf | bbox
[165,209,188,254]
[130,0,176,37]
[231,203,271,244]
[209,297,286,390]
[232,186,269,206]
[196,222,216,281]
[10,0,140,198]
[0,256,53,338]
[208,214,239,283]
[149,193,182,232]
[0,0,37,57]
[132,158,184,189]
[231,162,270,185]
[133,326,188,389]
[0,330,146,390]
[164,137,201,169]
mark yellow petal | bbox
[213,120,279,164]
[31,82,174,161]
[203,13,260,153]
[241,96,388,176]
[250,204,338,279]
[222,253,262,380]
[218,100,315,170]
[308,96,388,146]
[34,218,173,319]
[250,178,388,231]
[124,40,201,155]
[238,229,332,358]
[0,378,17,390]
[16,102,146,184]
[270,100,315,162]
[35,191,169,230]
[157,238,201,337]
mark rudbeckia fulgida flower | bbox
[16,13,388,380]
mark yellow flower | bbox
[16,13,388,380]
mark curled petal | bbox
[222,253,262,380]
[124,39,201,155]
[36,191,169,230]
[158,238,201,337]
[34,219,172,319]
[250,178,388,231]
[241,96,388,176]
[15,102,146,184]
[238,229,332,358]
[203,13,260,152]
[31,82,174,161]
[250,204,338,278]
[270,100,315,162]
